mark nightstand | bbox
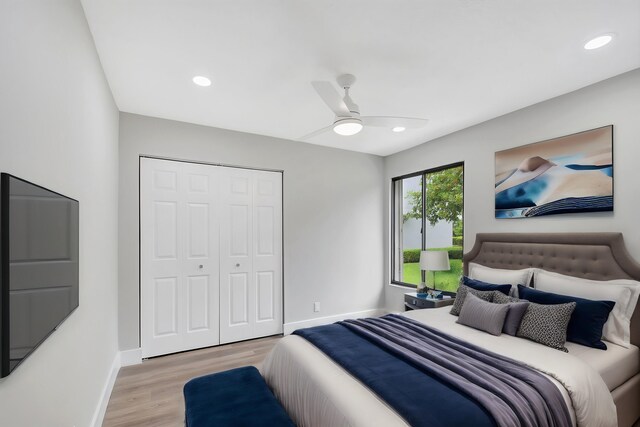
[404,292,455,311]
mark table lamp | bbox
[420,250,450,290]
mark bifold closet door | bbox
[140,158,220,358]
[219,167,283,344]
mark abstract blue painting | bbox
[495,126,613,218]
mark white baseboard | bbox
[283,308,388,335]
[120,347,142,366]
[90,347,142,427]
[91,351,121,427]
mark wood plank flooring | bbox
[103,336,282,427]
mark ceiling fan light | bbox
[333,118,363,136]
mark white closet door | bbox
[140,158,220,358]
[220,168,282,344]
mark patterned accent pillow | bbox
[492,292,513,304]
[516,302,576,352]
[450,284,495,316]
[457,293,510,336]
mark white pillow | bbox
[533,269,640,348]
[468,263,534,296]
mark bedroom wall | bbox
[118,113,385,351]
[385,69,640,311]
[0,1,119,426]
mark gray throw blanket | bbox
[341,314,572,427]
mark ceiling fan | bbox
[301,74,428,139]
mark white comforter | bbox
[262,308,617,427]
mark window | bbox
[391,162,464,292]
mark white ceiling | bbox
[81,0,640,156]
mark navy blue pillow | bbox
[517,285,615,350]
[462,276,511,296]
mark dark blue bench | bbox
[183,366,296,427]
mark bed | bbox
[262,233,640,427]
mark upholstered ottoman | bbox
[183,366,295,427]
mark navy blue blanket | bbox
[293,314,571,427]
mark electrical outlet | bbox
[313,302,320,313]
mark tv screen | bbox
[1,174,79,377]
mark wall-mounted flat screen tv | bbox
[0,174,79,377]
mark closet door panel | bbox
[181,164,220,353]
[220,168,282,343]
[220,168,254,344]
[252,170,283,337]
[141,158,220,358]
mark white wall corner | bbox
[283,308,389,335]
[120,348,143,367]
[91,352,121,427]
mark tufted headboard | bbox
[463,233,640,347]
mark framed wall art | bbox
[495,125,613,218]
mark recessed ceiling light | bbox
[192,75,212,87]
[584,34,614,50]
[392,126,406,133]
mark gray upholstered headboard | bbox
[463,233,640,347]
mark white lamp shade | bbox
[419,251,429,270]
[419,250,450,271]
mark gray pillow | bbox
[450,284,495,316]
[492,292,530,335]
[516,302,576,352]
[502,302,529,335]
[456,293,510,336]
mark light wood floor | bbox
[103,336,282,427]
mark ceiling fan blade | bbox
[299,124,334,140]
[311,81,351,117]
[361,116,429,129]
